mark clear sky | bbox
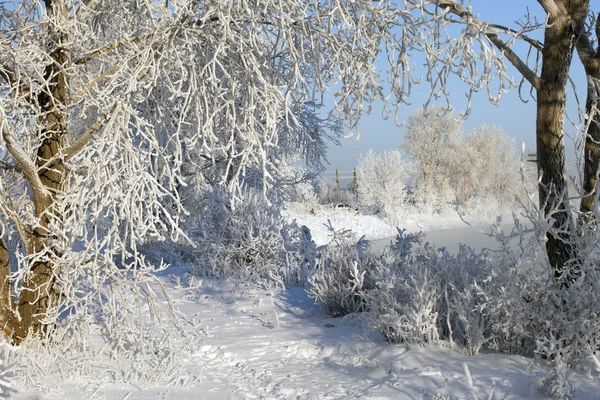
[324,0,596,182]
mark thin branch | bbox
[74,13,221,66]
[63,102,121,162]
[0,64,34,100]
[74,32,159,65]
[70,64,119,102]
[433,0,542,91]
[0,160,22,172]
[1,204,32,255]
[486,22,544,52]
[0,65,17,86]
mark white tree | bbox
[0,0,425,348]
[448,125,521,212]
[402,106,462,207]
[356,149,413,218]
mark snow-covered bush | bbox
[291,179,320,206]
[186,187,316,288]
[355,149,413,220]
[362,229,497,351]
[307,222,536,357]
[309,230,378,317]
[314,180,339,204]
[365,232,441,345]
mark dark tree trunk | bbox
[576,15,600,217]
[536,1,588,284]
[579,75,600,216]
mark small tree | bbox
[448,125,521,211]
[355,149,413,218]
[402,106,462,206]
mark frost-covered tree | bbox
[448,125,521,211]
[0,0,420,346]
[402,106,462,205]
[394,0,593,283]
[355,149,413,218]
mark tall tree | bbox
[0,0,415,345]
[401,0,591,284]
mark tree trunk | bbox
[579,74,600,216]
[576,15,600,217]
[0,238,20,339]
[4,0,71,344]
[536,1,588,284]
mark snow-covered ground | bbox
[7,205,599,399]
[10,272,600,400]
[283,202,516,253]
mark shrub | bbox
[308,224,537,357]
[308,230,378,317]
[184,186,317,287]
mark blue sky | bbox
[324,0,595,182]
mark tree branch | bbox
[486,32,542,91]
[0,65,17,87]
[576,34,600,73]
[0,160,22,173]
[0,108,51,207]
[537,0,562,20]
[0,64,34,101]
[1,204,33,255]
[432,0,542,91]
[63,102,121,161]
[486,22,544,52]
[73,14,227,66]
[74,33,159,65]
[70,64,119,103]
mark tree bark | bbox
[0,237,19,339]
[11,0,70,344]
[576,16,600,217]
[579,74,600,216]
[536,0,588,284]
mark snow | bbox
[283,202,515,253]
[6,207,599,399]
[10,272,600,399]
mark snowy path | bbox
[168,279,600,399]
[12,274,600,399]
